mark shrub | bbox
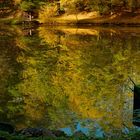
[38,4,58,23]
[61,0,86,14]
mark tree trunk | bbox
[56,0,60,15]
[29,12,32,21]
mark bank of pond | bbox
[0,122,140,140]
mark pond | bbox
[0,25,140,137]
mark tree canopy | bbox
[0,0,139,21]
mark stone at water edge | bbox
[19,128,56,138]
[52,130,67,137]
[0,122,15,134]
[0,137,7,140]
[43,129,57,138]
[73,131,87,138]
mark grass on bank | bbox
[1,130,140,140]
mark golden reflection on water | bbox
[0,26,140,133]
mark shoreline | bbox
[0,20,140,27]
[0,122,140,140]
[0,12,140,27]
[38,11,140,27]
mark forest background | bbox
[0,0,140,25]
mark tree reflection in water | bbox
[0,25,140,136]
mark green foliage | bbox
[60,0,139,15]
[20,1,35,12]
[61,0,88,14]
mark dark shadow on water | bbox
[133,83,140,127]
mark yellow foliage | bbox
[38,4,58,23]
[13,0,22,5]
[38,27,59,46]
[4,26,139,131]
[69,95,103,119]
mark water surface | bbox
[0,25,140,136]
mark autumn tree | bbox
[20,0,36,21]
[128,0,140,12]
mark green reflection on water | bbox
[0,25,140,135]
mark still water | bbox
[0,25,140,136]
